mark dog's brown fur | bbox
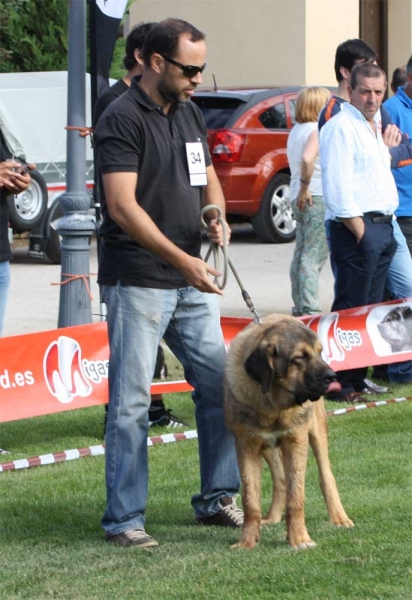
[225,314,354,550]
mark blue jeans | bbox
[101,283,240,535]
[0,261,11,336]
[385,220,412,382]
[397,216,412,256]
[386,219,412,299]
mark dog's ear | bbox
[244,342,277,393]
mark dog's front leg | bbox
[281,434,316,550]
[261,445,286,525]
[309,403,354,528]
[231,440,262,550]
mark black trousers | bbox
[330,218,397,394]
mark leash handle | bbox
[200,205,262,323]
[200,204,229,290]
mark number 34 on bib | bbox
[186,142,207,186]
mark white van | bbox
[0,71,102,263]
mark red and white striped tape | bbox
[0,430,198,473]
[326,396,410,417]
[1,396,412,474]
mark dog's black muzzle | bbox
[295,367,339,404]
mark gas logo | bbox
[43,336,92,404]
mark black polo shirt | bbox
[94,78,211,289]
[93,78,129,125]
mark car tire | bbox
[251,173,296,243]
[7,169,48,233]
[44,199,64,264]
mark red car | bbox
[192,87,301,243]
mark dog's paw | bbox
[231,537,259,550]
[334,517,354,529]
[290,539,316,550]
[288,530,316,550]
[261,516,282,526]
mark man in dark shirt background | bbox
[0,131,35,453]
[0,131,35,338]
[94,21,156,124]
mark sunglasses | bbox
[161,55,206,78]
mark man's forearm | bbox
[389,138,412,168]
[104,172,191,270]
[202,165,226,221]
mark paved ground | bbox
[6,225,335,337]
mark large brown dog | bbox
[225,314,354,550]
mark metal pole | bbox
[56,0,95,328]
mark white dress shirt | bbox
[319,102,399,220]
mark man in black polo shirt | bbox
[94,18,242,548]
[94,20,180,429]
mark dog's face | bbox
[244,320,338,404]
[377,306,412,352]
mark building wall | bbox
[129,0,412,88]
[387,0,412,95]
[129,0,358,87]
[305,0,359,85]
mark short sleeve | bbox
[94,108,141,174]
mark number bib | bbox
[185,142,207,186]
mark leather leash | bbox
[200,204,262,324]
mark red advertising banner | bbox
[0,319,247,423]
[1,301,411,423]
[0,322,109,423]
[302,298,412,371]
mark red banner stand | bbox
[1,301,411,423]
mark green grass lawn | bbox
[1,382,412,599]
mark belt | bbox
[363,212,393,224]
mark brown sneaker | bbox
[106,528,159,548]
[196,496,244,527]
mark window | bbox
[259,102,286,129]
[191,97,243,129]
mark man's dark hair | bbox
[407,54,412,75]
[142,18,205,66]
[334,39,378,82]
[391,66,406,91]
[350,62,386,89]
[123,22,157,70]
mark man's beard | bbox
[158,76,189,105]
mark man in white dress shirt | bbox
[320,62,398,402]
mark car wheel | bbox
[251,173,296,243]
[7,169,48,232]
[44,199,63,264]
